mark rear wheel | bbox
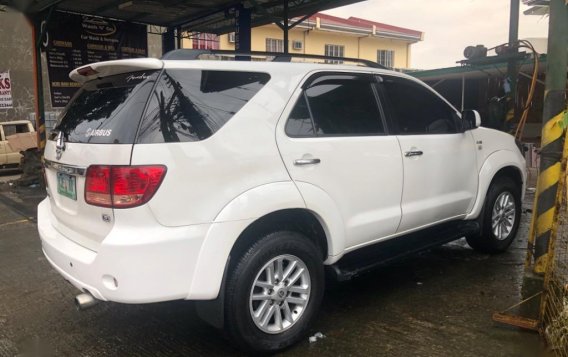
[224,231,324,353]
[466,176,521,253]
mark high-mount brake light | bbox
[85,165,166,208]
[77,66,98,76]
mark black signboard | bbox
[46,12,148,108]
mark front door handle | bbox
[404,150,423,157]
[294,158,321,166]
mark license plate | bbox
[57,172,77,200]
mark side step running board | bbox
[328,220,480,282]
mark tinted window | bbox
[285,94,315,137]
[381,76,459,135]
[137,70,270,143]
[288,74,384,136]
[55,71,159,144]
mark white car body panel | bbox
[39,198,212,302]
[396,132,478,232]
[293,181,346,261]
[464,128,527,220]
[37,58,527,304]
[277,134,404,249]
[276,80,404,250]
[214,182,305,222]
[130,63,303,227]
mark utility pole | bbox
[507,0,520,118]
[522,0,568,317]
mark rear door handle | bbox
[404,150,423,157]
[294,158,321,166]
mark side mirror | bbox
[462,110,481,130]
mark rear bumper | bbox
[38,198,212,303]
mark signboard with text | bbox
[0,71,13,109]
[46,12,148,108]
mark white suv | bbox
[38,51,526,353]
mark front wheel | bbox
[466,176,521,253]
[224,231,324,353]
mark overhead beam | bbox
[93,0,125,15]
[203,0,362,34]
[1,0,366,36]
[289,12,313,29]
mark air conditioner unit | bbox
[228,33,235,43]
[292,41,302,50]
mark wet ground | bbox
[0,173,550,356]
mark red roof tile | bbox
[305,12,422,38]
[348,16,422,37]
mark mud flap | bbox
[195,256,230,329]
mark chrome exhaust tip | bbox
[75,292,98,311]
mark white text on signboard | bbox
[0,71,13,109]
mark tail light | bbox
[85,165,166,208]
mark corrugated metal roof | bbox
[0,0,365,34]
[522,0,550,15]
[410,54,548,81]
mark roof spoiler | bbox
[161,49,388,69]
[69,58,163,84]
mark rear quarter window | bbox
[136,70,270,143]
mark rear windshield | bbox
[136,70,270,143]
[54,69,270,144]
[55,70,159,144]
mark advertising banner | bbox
[0,71,13,109]
[46,12,148,108]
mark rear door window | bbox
[55,70,159,144]
[136,70,270,143]
[286,73,385,137]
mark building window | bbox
[324,44,344,64]
[191,32,219,50]
[266,38,284,53]
[377,49,395,68]
[292,40,303,50]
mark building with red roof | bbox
[186,12,423,69]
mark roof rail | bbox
[161,49,388,69]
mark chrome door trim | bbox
[404,150,423,157]
[43,159,87,176]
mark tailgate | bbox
[41,63,162,251]
[43,141,132,251]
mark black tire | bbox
[466,176,521,253]
[224,231,324,354]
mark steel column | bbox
[283,0,289,54]
[162,27,176,55]
[30,16,46,151]
[235,4,251,60]
[531,0,568,274]
[507,0,520,114]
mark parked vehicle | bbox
[38,51,526,353]
[0,120,35,170]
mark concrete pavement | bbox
[0,183,548,356]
